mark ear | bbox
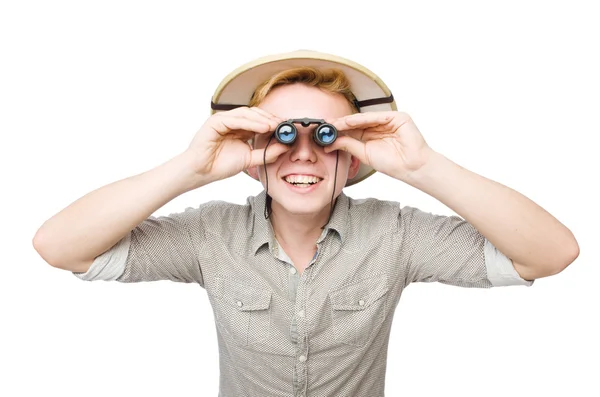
[247,166,260,181]
[347,155,361,179]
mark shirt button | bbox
[236,301,243,307]
[297,310,305,318]
[358,299,365,306]
[298,355,307,362]
[289,267,297,275]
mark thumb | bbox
[324,136,369,165]
[248,143,290,169]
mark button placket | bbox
[294,265,312,394]
[292,246,321,396]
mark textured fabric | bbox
[73,191,533,396]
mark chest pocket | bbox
[211,277,272,346]
[329,275,389,348]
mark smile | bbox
[283,174,323,188]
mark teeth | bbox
[284,175,321,184]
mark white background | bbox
[2,0,598,396]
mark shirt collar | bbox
[319,191,350,243]
[250,190,350,255]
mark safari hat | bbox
[210,49,397,186]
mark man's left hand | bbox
[328,111,434,182]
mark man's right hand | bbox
[185,107,290,185]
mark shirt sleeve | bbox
[71,207,205,287]
[400,206,533,288]
[484,239,534,287]
[72,233,131,281]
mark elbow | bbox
[32,228,67,269]
[561,237,580,270]
[515,235,580,280]
[33,228,93,273]
[550,234,580,276]
[32,228,53,266]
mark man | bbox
[33,50,579,396]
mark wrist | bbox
[166,151,214,194]
[403,150,451,193]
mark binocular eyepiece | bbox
[274,118,337,146]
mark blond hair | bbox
[248,67,359,113]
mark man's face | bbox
[250,83,360,217]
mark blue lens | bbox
[276,124,296,144]
[315,125,336,145]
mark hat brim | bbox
[211,50,397,186]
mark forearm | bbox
[405,151,579,275]
[33,151,203,271]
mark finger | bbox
[355,128,393,139]
[248,143,291,168]
[340,128,388,141]
[237,107,283,129]
[217,109,280,133]
[362,124,394,133]
[323,136,369,165]
[331,112,393,131]
[340,128,365,141]
[363,113,419,135]
[249,107,285,124]
[211,115,273,137]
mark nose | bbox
[289,128,318,163]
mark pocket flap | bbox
[214,277,272,311]
[330,276,389,311]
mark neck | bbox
[269,203,331,249]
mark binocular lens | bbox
[273,120,337,146]
[315,124,336,146]
[275,123,296,144]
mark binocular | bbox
[273,118,337,146]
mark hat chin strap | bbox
[211,94,394,112]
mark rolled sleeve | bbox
[484,239,534,287]
[114,209,205,286]
[401,207,491,288]
[72,233,130,281]
[71,207,205,286]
